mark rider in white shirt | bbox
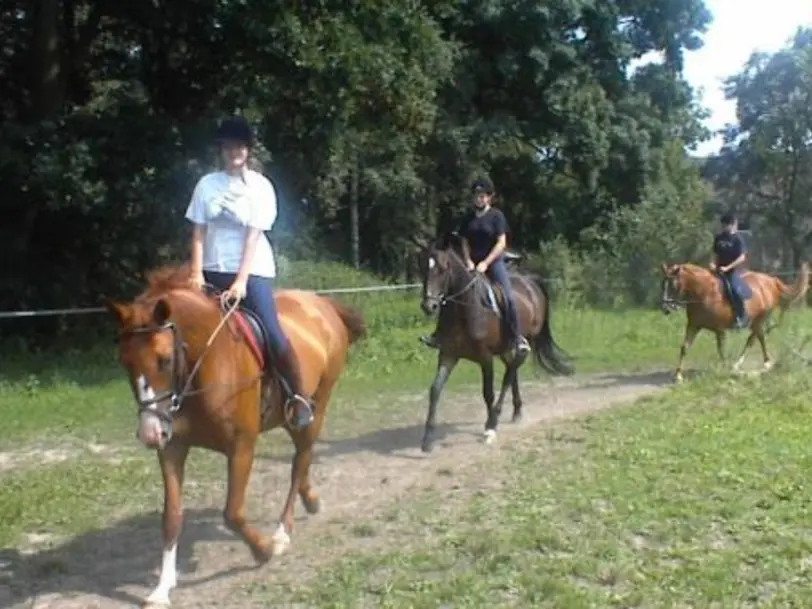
[185,115,314,429]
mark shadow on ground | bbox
[0,508,251,608]
[256,420,472,465]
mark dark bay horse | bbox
[416,232,574,452]
[661,261,809,381]
[104,263,365,608]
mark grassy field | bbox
[279,369,812,608]
[2,260,812,606]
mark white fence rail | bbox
[0,283,423,320]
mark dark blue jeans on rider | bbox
[721,268,748,321]
[204,271,288,356]
[485,257,521,342]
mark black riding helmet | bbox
[215,115,254,147]
[471,177,494,195]
[720,211,737,226]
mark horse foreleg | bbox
[223,435,270,563]
[422,354,458,453]
[480,358,496,443]
[675,324,699,383]
[144,441,189,609]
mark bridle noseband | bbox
[119,321,189,423]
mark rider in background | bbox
[710,211,748,329]
[185,115,315,429]
[420,177,531,355]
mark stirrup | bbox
[285,394,314,429]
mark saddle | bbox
[475,250,524,317]
[230,308,273,369]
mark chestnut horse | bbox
[104,263,365,608]
[416,232,574,452]
[660,261,809,381]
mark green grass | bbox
[285,368,812,608]
[2,257,811,569]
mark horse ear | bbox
[439,230,462,249]
[153,299,172,326]
[661,262,669,275]
[104,298,132,328]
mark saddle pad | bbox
[482,282,501,316]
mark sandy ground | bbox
[0,370,673,609]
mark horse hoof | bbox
[673,374,683,384]
[763,361,774,371]
[302,495,321,515]
[482,429,497,445]
[251,537,272,565]
[270,523,291,557]
[512,413,523,424]
[142,602,171,609]
[421,437,434,453]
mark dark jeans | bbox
[204,271,289,355]
[720,269,747,320]
[484,258,521,341]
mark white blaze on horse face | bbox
[135,374,163,446]
[428,257,436,270]
[145,543,178,604]
[136,374,157,409]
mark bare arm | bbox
[462,237,473,266]
[190,223,206,277]
[235,228,263,283]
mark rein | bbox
[121,292,263,424]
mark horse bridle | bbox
[118,321,190,425]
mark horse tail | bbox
[327,297,367,345]
[764,262,809,335]
[528,276,575,377]
[777,262,810,310]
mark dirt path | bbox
[1,370,672,609]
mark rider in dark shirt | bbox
[420,177,531,355]
[711,211,748,328]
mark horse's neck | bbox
[682,267,714,300]
[167,291,227,360]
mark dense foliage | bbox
[1,0,727,321]
[705,27,812,272]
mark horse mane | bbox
[138,262,196,300]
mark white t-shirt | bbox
[185,169,278,278]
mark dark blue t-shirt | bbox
[459,207,509,263]
[713,231,746,268]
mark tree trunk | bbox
[349,151,360,268]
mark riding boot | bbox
[274,346,315,429]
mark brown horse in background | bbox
[660,261,809,382]
[105,263,365,608]
[416,232,574,453]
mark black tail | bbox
[529,276,575,376]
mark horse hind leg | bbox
[510,368,523,423]
[480,358,497,443]
[733,331,759,373]
[484,360,518,445]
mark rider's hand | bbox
[719,265,729,274]
[224,276,247,302]
[465,259,475,271]
[475,261,489,274]
[190,270,205,291]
